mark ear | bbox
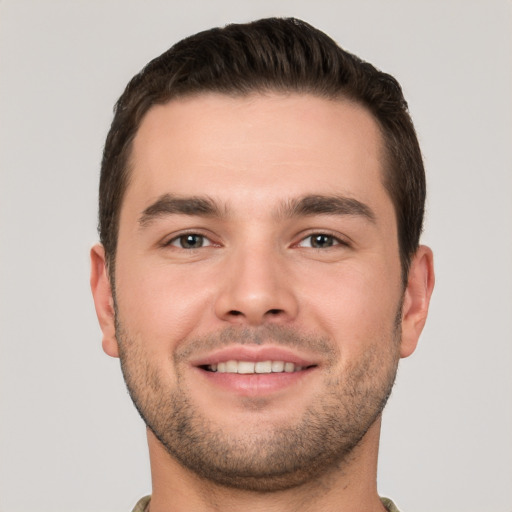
[400,245,435,358]
[90,243,119,358]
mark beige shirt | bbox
[132,495,401,512]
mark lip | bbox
[189,345,319,367]
[190,345,319,397]
[196,366,316,396]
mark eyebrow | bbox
[138,193,375,228]
[278,194,376,223]
[138,194,223,227]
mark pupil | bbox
[181,234,202,248]
[312,234,332,248]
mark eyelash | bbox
[296,233,349,249]
[163,231,349,250]
[164,232,216,250]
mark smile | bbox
[194,349,319,395]
[205,360,309,374]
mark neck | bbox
[146,418,385,512]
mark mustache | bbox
[174,324,338,363]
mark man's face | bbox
[107,93,408,490]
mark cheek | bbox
[114,259,215,350]
[298,259,402,354]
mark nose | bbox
[214,242,299,326]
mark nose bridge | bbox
[215,233,298,325]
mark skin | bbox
[91,92,434,512]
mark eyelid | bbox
[169,235,212,249]
[161,229,219,248]
[294,230,351,248]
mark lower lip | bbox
[196,367,315,396]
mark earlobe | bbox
[90,243,119,358]
[400,245,435,358]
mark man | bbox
[90,17,434,512]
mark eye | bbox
[168,233,212,249]
[298,233,345,249]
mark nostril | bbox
[228,310,243,316]
[267,309,283,315]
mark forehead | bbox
[124,92,390,217]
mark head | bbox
[91,17,434,493]
[99,17,425,287]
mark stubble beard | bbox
[115,316,402,492]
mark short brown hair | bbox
[99,17,425,284]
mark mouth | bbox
[191,346,319,396]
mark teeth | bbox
[284,362,295,373]
[271,361,284,372]
[226,360,238,373]
[211,360,305,374]
[255,361,272,373]
[238,361,255,374]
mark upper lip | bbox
[189,345,320,368]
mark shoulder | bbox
[131,495,151,512]
[381,496,401,512]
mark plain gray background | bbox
[1,1,511,511]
